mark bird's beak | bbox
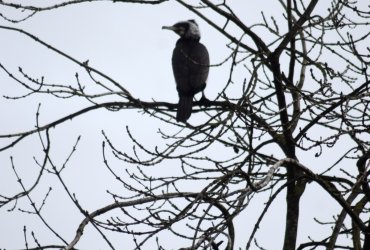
[162,25,184,36]
[162,25,177,31]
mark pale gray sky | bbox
[0,1,367,249]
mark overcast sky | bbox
[0,1,366,249]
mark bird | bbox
[162,20,209,122]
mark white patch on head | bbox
[186,20,201,39]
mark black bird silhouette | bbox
[162,20,209,122]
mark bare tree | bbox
[0,1,369,249]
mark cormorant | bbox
[162,20,209,122]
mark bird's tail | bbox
[177,95,193,122]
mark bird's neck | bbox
[177,37,200,45]
[179,36,200,42]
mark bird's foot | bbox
[199,95,211,106]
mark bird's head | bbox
[162,20,201,40]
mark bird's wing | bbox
[188,43,209,92]
[172,42,209,96]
